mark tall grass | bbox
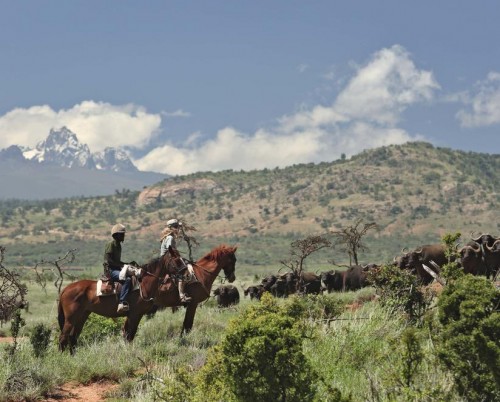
[0,290,460,401]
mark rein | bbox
[190,261,225,278]
[138,255,181,301]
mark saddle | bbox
[96,276,140,297]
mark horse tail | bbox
[57,297,65,331]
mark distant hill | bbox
[0,159,166,200]
[137,141,500,239]
[1,141,499,268]
[0,127,167,199]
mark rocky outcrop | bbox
[138,178,225,205]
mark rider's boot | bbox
[117,301,129,313]
[178,280,192,302]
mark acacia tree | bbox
[331,219,377,265]
[281,235,331,276]
[32,249,77,295]
[280,235,331,294]
[0,246,28,325]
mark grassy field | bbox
[1,141,499,400]
[0,279,463,401]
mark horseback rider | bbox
[104,224,140,313]
[160,219,192,303]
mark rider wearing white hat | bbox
[160,219,191,303]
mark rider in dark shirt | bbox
[104,223,137,313]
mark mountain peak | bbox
[18,127,138,172]
[94,147,138,172]
[46,126,79,146]
[26,127,95,168]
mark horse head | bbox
[202,244,237,283]
[218,245,237,283]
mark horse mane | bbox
[141,247,182,273]
[199,244,237,262]
[141,257,161,273]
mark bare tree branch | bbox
[32,249,77,295]
[178,219,199,261]
[0,246,28,324]
[330,219,378,265]
[280,235,331,293]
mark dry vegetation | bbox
[0,141,498,269]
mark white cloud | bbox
[136,45,438,175]
[0,101,161,152]
[456,71,500,127]
[334,45,439,125]
[135,127,324,175]
[1,46,438,176]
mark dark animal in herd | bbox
[459,233,500,279]
[58,244,237,353]
[395,233,500,282]
[244,271,323,299]
[395,243,450,285]
[213,285,240,307]
[243,285,265,300]
[320,265,374,292]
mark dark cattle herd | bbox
[242,232,500,300]
[213,285,240,307]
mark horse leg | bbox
[69,311,91,352]
[122,313,144,342]
[59,304,91,354]
[181,303,198,336]
[59,322,72,353]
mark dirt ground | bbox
[44,381,118,402]
[0,337,118,401]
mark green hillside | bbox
[1,141,499,274]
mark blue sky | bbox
[1,1,499,174]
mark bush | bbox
[196,293,318,401]
[440,232,463,281]
[437,275,500,401]
[78,314,124,345]
[369,264,433,324]
[30,323,51,357]
[282,294,344,323]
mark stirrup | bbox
[179,294,192,303]
[117,302,129,312]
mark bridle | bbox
[190,253,236,282]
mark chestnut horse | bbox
[58,244,237,353]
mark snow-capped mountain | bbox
[0,127,167,199]
[94,147,137,172]
[20,127,136,172]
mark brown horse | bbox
[58,244,237,353]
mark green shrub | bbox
[369,264,432,324]
[78,314,124,345]
[30,323,51,357]
[400,327,424,388]
[6,310,25,357]
[382,327,453,401]
[437,275,500,401]
[196,293,318,402]
[440,232,464,281]
[282,294,344,323]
